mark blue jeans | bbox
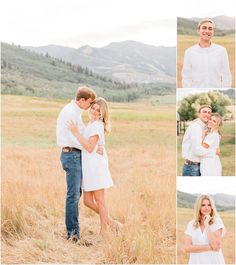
[182,163,201,176]
[60,150,82,238]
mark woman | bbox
[68,97,120,235]
[184,194,225,264]
[200,113,222,176]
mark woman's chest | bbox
[191,228,209,244]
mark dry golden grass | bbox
[177,207,235,264]
[177,34,235,88]
[1,95,176,264]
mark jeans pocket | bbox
[60,152,71,171]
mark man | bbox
[56,86,96,242]
[182,18,232,88]
[182,105,220,176]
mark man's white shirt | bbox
[182,43,232,88]
[56,100,85,149]
[182,119,215,163]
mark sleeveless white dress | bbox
[82,120,113,191]
[200,132,222,176]
[185,217,225,264]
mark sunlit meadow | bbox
[1,95,176,264]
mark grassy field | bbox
[177,110,235,176]
[177,34,235,88]
[177,207,235,264]
[1,95,176,264]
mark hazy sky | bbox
[1,0,235,48]
[177,177,236,196]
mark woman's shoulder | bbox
[211,215,224,231]
[214,216,224,225]
[186,219,195,228]
[206,131,220,139]
[89,120,104,131]
[185,220,196,235]
[212,131,221,140]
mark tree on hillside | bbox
[178,91,232,121]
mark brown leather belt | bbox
[185,160,200,166]
[62,147,81,153]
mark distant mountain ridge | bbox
[24,40,176,84]
[178,16,235,35]
[191,15,235,30]
[1,42,175,101]
[177,191,235,211]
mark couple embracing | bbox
[56,86,121,244]
[182,105,223,176]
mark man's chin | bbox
[201,36,211,41]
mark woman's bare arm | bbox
[67,121,99,153]
[205,226,222,251]
[201,142,209,149]
[204,215,222,251]
[184,235,212,253]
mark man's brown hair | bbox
[75,86,96,101]
[198,105,212,113]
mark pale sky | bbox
[177,177,236,196]
[1,0,235,48]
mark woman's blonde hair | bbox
[92,97,111,134]
[193,194,218,228]
[209,113,223,135]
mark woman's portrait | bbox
[185,194,225,264]
[177,177,235,264]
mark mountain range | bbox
[177,191,235,211]
[1,42,175,101]
[178,16,235,35]
[24,40,176,84]
[191,15,235,30]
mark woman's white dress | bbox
[82,120,113,191]
[185,217,225,264]
[200,132,222,176]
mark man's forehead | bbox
[201,22,214,28]
[200,107,212,112]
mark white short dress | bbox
[82,120,113,192]
[200,132,222,176]
[185,217,225,264]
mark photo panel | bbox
[177,88,235,177]
[177,16,235,88]
[177,177,236,264]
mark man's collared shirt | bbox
[182,43,232,88]
[56,100,85,149]
[182,118,215,163]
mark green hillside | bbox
[1,42,175,102]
